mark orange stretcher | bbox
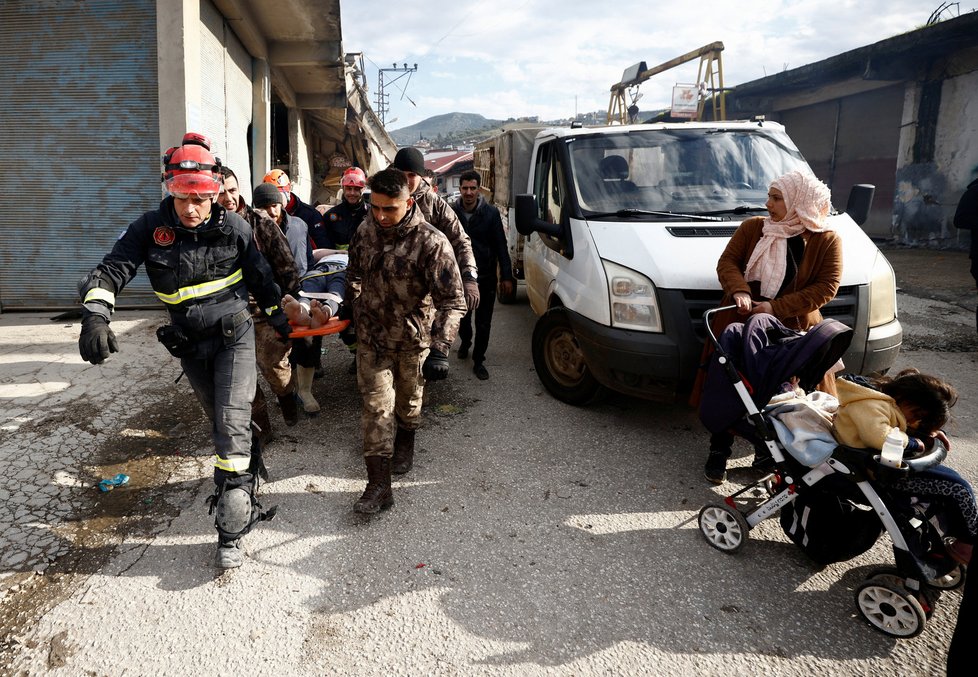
[288,317,350,338]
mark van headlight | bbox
[603,260,662,332]
[868,251,897,327]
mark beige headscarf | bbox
[744,170,833,299]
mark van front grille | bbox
[667,226,739,237]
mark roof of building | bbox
[732,10,978,98]
[425,151,473,175]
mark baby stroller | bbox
[696,306,964,639]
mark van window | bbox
[533,141,567,225]
[532,140,571,255]
[568,128,811,219]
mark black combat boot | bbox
[391,427,416,475]
[354,456,394,513]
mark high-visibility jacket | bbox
[81,197,283,336]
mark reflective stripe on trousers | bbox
[179,324,257,480]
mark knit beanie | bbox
[253,182,285,207]
[393,147,425,175]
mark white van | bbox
[514,120,902,404]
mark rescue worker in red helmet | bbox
[314,166,368,250]
[78,132,292,569]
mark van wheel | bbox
[532,309,600,405]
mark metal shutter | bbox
[200,0,254,202]
[0,0,160,310]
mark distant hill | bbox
[387,110,618,147]
[388,112,505,146]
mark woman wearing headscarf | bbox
[701,170,842,484]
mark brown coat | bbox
[690,216,843,406]
[717,216,843,331]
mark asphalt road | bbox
[0,275,976,676]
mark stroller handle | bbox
[903,437,948,472]
[703,305,738,349]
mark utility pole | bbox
[376,63,418,127]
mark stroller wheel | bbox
[927,564,966,591]
[698,504,749,553]
[867,570,938,619]
[854,579,926,638]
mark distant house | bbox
[424,150,474,197]
[726,10,978,247]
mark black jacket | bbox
[286,193,325,233]
[313,199,367,249]
[450,196,512,283]
[82,198,282,335]
[954,178,978,258]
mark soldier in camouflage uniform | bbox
[392,147,481,312]
[345,168,466,513]
[220,168,302,435]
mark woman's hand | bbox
[751,300,773,315]
[733,292,752,315]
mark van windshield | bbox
[567,127,812,219]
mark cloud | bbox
[343,0,943,129]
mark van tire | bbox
[532,309,601,405]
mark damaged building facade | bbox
[726,11,978,248]
[0,0,395,310]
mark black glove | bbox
[79,313,118,364]
[463,280,480,311]
[422,349,449,381]
[268,311,292,342]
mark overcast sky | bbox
[340,1,967,131]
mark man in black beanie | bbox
[392,147,479,312]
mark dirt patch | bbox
[0,391,209,672]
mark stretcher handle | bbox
[288,317,350,338]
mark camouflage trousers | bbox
[357,344,427,458]
[254,318,293,396]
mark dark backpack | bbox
[779,474,883,565]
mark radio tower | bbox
[376,63,418,127]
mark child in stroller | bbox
[697,307,968,639]
[833,369,973,567]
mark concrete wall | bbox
[156,0,200,153]
[894,50,978,247]
[774,84,903,239]
[937,65,978,249]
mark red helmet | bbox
[263,169,292,193]
[163,133,222,197]
[341,167,367,188]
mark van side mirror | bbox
[515,193,561,237]
[845,184,875,226]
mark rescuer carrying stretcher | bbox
[77,132,292,569]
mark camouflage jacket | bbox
[346,204,466,354]
[240,204,300,319]
[412,179,478,280]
